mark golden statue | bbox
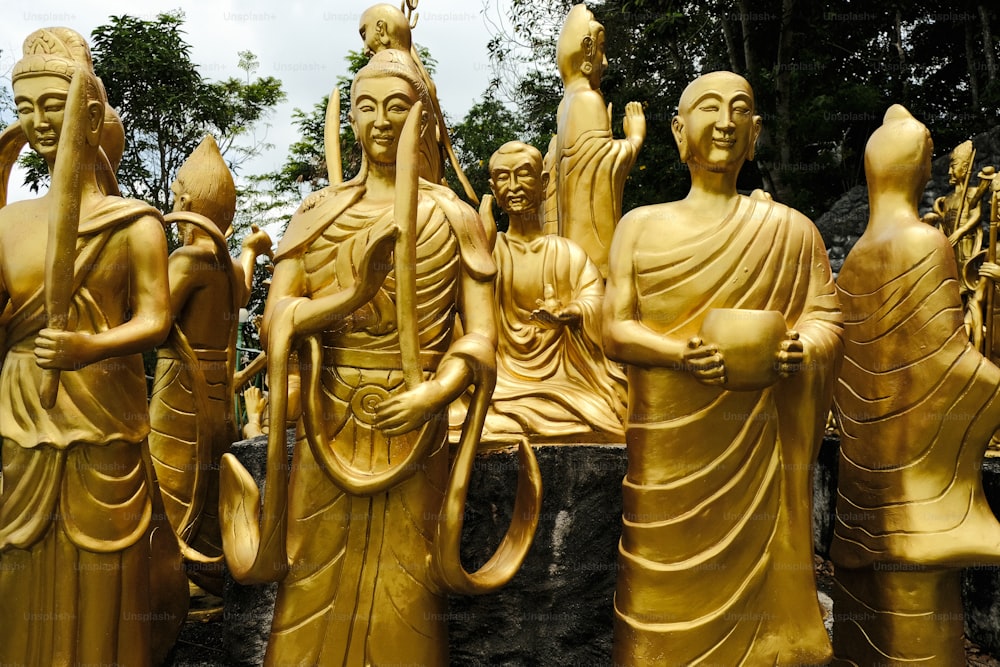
[545,3,645,276]
[603,71,842,665]
[831,105,1000,665]
[0,27,187,666]
[148,135,273,596]
[469,140,626,442]
[218,49,541,665]
[357,2,478,204]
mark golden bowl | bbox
[699,308,787,391]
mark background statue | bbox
[148,134,272,596]
[357,2,479,204]
[603,71,842,665]
[831,105,1000,665]
[545,3,645,277]
[0,27,186,665]
[219,49,541,665]
[466,140,625,442]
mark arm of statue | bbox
[237,224,274,306]
[166,248,203,319]
[376,266,497,437]
[261,219,397,346]
[603,209,707,371]
[34,215,171,370]
[623,101,646,151]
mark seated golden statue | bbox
[831,105,1000,665]
[545,3,645,276]
[219,49,541,665]
[0,27,186,665]
[604,71,842,665]
[148,135,272,595]
[472,140,625,441]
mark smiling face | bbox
[14,74,70,163]
[672,72,762,173]
[351,75,416,166]
[489,145,546,217]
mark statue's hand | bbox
[623,101,647,144]
[34,329,93,370]
[353,219,398,303]
[775,330,803,377]
[375,380,446,437]
[683,336,726,386]
[244,386,267,422]
[530,302,582,328]
[981,262,1000,282]
[242,224,274,259]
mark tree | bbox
[18,11,285,218]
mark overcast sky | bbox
[0,0,514,201]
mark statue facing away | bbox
[831,105,1000,666]
[0,27,186,666]
[603,71,842,665]
[470,140,626,441]
[546,3,645,276]
[148,135,272,596]
[218,48,541,666]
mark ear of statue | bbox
[581,35,595,73]
[420,109,429,140]
[177,192,192,212]
[748,115,762,161]
[377,19,390,47]
[671,116,688,163]
[541,169,551,192]
[85,100,104,148]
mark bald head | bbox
[359,4,412,57]
[864,104,932,197]
[677,71,755,115]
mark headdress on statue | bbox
[175,135,237,233]
[951,140,974,167]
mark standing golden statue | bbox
[0,27,186,666]
[831,105,1000,666]
[219,49,541,665]
[148,135,273,596]
[546,3,645,276]
[471,140,625,441]
[604,71,842,665]
[357,2,478,204]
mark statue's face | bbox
[674,73,760,173]
[588,26,608,87]
[359,15,382,57]
[14,74,69,162]
[948,157,969,185]
[351,75,416,166]
[490,150,544,216]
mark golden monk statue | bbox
[358,2,478,204]
[471,140,625,441]
[0,27,186,665]
[604,71,842,665]
[218,49,541,665]
[148,135,273,596]
[831,105,1000,666]
[545,3,645,276]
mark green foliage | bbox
[17,11,285,217]
[448,95,527,205]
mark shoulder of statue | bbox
[79,196,163,235]
[420,181,496,281]
[275,181,364,261]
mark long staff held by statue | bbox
[325,87,343,185]
[986,176,1000,355]
[41,70,88,409]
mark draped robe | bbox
[613,194,842,665]
[263,181,494,666]
[0,198,171,666]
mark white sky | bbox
[0,0,514,203]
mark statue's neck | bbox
[505,211,544,242]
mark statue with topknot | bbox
[148,135,273,596]
[0,26,186,666]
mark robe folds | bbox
[263,180,495,666]
[487,232,625,438]
[0,198,169,667]
[613,194,843,666]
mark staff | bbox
[986,175,1000,355]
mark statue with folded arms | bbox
[604,70,842,665]
[0,26,186,666]
[218,48,541,666]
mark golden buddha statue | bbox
[603,71,842,665]
[0,26,186,665]
[831,105,1000,666]
[473,140,625,441]
[219,49,541,666]
[358,2,478,204]
[148,135,272,596]
[545,3,645,276]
